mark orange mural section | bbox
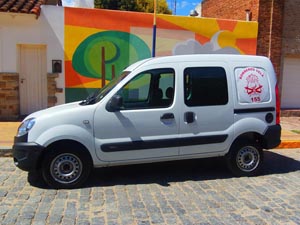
[236,38,258,55]
[65,61,98,87]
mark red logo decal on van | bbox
[237,67,269,103]
[245,74,263,95]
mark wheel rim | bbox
[50,153,83,184]
[236,146,260,172]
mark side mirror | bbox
[106,95,123,112]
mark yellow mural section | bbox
[65,25,104,61]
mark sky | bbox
[62,0,202,16]
[167,0,201,16]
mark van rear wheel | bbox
[42,148,91,189]
[226,139,263,177]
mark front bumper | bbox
[13,142,44,171]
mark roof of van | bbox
[124,54,271,72]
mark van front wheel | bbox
[226,140,263,177]
[42,149,91,189]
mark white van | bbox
[13,54,281,188]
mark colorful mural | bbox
[65,7,258,102]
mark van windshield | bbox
[79,71,130,105]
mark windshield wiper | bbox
[79,71,130,106]
[80,90,99,105]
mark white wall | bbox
[41,6,65,104]
[281,57,300,108]
[0,6,65,104]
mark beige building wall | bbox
[0,6,65,120]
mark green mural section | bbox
[72,31,151,81]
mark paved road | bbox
[1,149,300,225]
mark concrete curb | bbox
[1,140,300,157]
[276,141,300,149]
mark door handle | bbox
[160,113,174,120]
[184,112,195,124]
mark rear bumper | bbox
[13,142,44,171]
[262,124,281,149]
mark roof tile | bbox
[0,0,61,18]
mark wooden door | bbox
[18,44,47,115]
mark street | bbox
[0,149,300,225]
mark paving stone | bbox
[134,209,148,219]
[0,149,300,224]
[47,214,63,224]
[136,220,151,225]
[61,217,76,225]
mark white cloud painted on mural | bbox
[172,31,240,55]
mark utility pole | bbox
[152,0,157,57]
[174,0,176,15]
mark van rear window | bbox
[184,67,228,107]
[235,67,270,104]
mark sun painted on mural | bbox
[65,7,258,102]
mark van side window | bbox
[184,67,228,106]
[118,68,175,110]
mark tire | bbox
[42,147,92,189]
[226,139,263,177]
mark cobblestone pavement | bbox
[1,149,300,225]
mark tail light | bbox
[275,83,280,124]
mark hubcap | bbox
[236,146,260,172]
[50,153,82,184]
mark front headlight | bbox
[17,118,36,137]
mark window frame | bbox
[118,68,175,110]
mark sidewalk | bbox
[277,117,300,148]
[1,117,300,156]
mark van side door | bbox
[94,67,180,162]
[179,64,234,156]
